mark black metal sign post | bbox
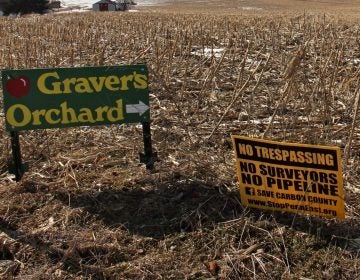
[8,123,156,180]
[140,122,158,170]
[9,131,25,181]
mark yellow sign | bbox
[231,135,345,218]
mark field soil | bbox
[137,0,360,14]
[1,1,360,279]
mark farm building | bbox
[92,0,133,11]
[93,0,117,11]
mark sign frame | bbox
[1,64,157,180]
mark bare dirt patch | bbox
[137,0,360,15]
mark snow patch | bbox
[353,58,360,65]
[242,6,263,11]
[55,8,90,14]
[191,47,224,58]
[61,0,93,8]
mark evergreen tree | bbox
[3,0,49,15]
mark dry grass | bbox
[0,9,360,279]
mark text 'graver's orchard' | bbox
[2,65,150,131]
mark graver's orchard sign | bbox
[1,65,157,181]
[2,65,150,131]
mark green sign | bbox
[1,64,149,131]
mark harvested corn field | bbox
[1,6,360,280]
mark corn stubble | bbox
[0,11,360,279]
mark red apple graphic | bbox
[6,75,31,98]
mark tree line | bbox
[2,0,49,15]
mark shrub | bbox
[3,0,49,15]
